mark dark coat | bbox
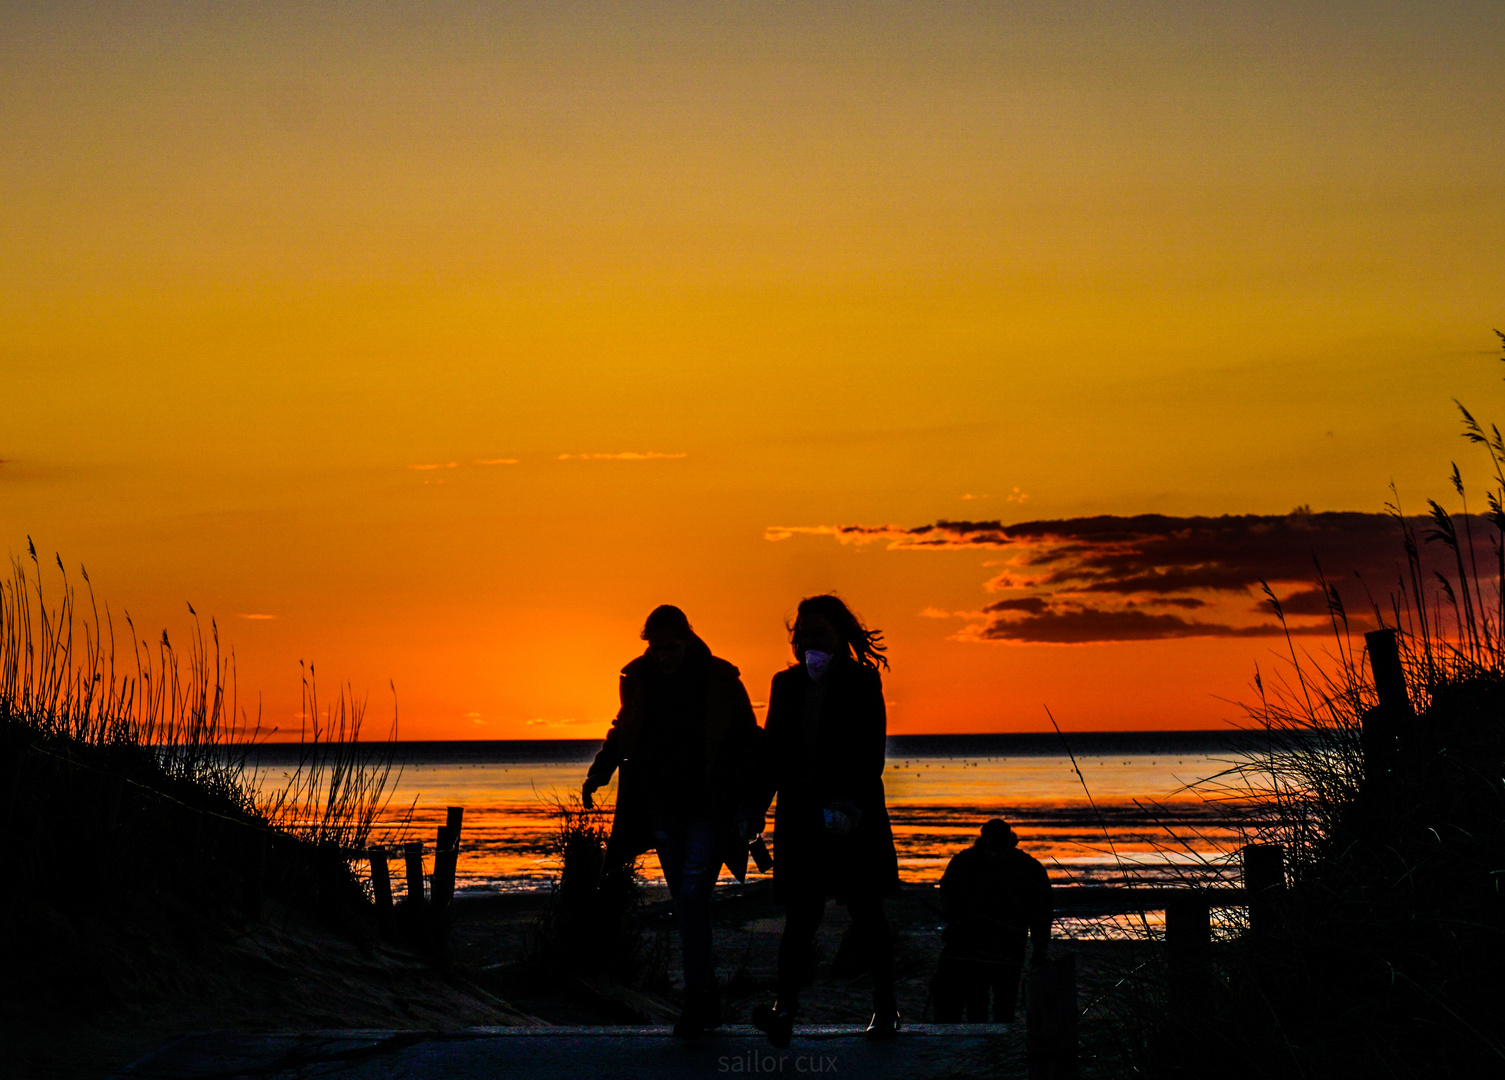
[586,648,760,882]
[939,843,1052,961]
[754,659,900,902]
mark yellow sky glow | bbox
[3,2,1503,738]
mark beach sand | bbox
[14,879,1139,1077]
[4,893,532,1080]
[452,879,1141,1029]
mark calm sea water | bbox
[248,732,1268,905]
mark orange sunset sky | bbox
[3,2,1503,740]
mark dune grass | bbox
[529,793,657,985]
[0,545,402,931]
[1095,339,1505,1078]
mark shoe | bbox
[672,1008,705,1040]
[700,990,724,1030]
[751,1001,796,1048]
[864,1009,901,1039]
[672,987,723,1040]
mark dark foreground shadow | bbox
[115,1025,1026,1080]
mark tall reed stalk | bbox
[1104,337,1505,1078]
[0,544,399,855]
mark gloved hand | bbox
[581,778,600,810]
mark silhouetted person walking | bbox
[748,594,901,1046]
[581,605,761,1039]
[932,819,1052,1023]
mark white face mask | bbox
[804,649,832,681]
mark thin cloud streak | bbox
[558,452,688,461]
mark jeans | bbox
[777,889,895,1010]
[654,814,722,998]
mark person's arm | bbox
[582,672,631,807]
[1029,860,1053,963]
[746,675,784,819]
[728,674,766,837]
[939,854,962,922]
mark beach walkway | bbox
[114,1024,1024,1079]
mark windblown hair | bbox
[790,594,889,671]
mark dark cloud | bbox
[974,607,1304,644]
[984,596,1050,615]
[770,510,1480,643]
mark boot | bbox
[672,1002,705,1041]
[751,998,797,1048]
[865,985,901,1039]
[700,986,724,1030]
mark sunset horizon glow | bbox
[4,2,1502,740]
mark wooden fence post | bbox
[1165,895,1211,953]
[1365,628,1413,717]
[1165,894,1213,1008]
[1242,843,1285,935]
[432,806,464,913]
[1026,953,1077,1080]
[1363,628,1414,787]
[403,840,426,907]
[368,846,395,936]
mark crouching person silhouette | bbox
[932,819,1053,1023]
[747,594,901,1047]
[581,605,761,1039]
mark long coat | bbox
[755,659,901,902]
[586,649,761,882]
[940,843,1052,961]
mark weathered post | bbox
[432,806,464,912]
[368,846,395,937]
[1026,953,1077,1080]
[1363,629,1414,789]
[403,840,426,906]
[1365,628,1412,716]
[434,827,457,909]
[1242,843,1285,935]
[1165,895,1212,953]
[1165,894,1213,1009]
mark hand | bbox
[823,807,854,837]
[825,799,861,837]
[736,809,766,840]
[581,779,599,810]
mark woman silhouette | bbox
[748,594,901,1045]
[581,604,761,1038]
